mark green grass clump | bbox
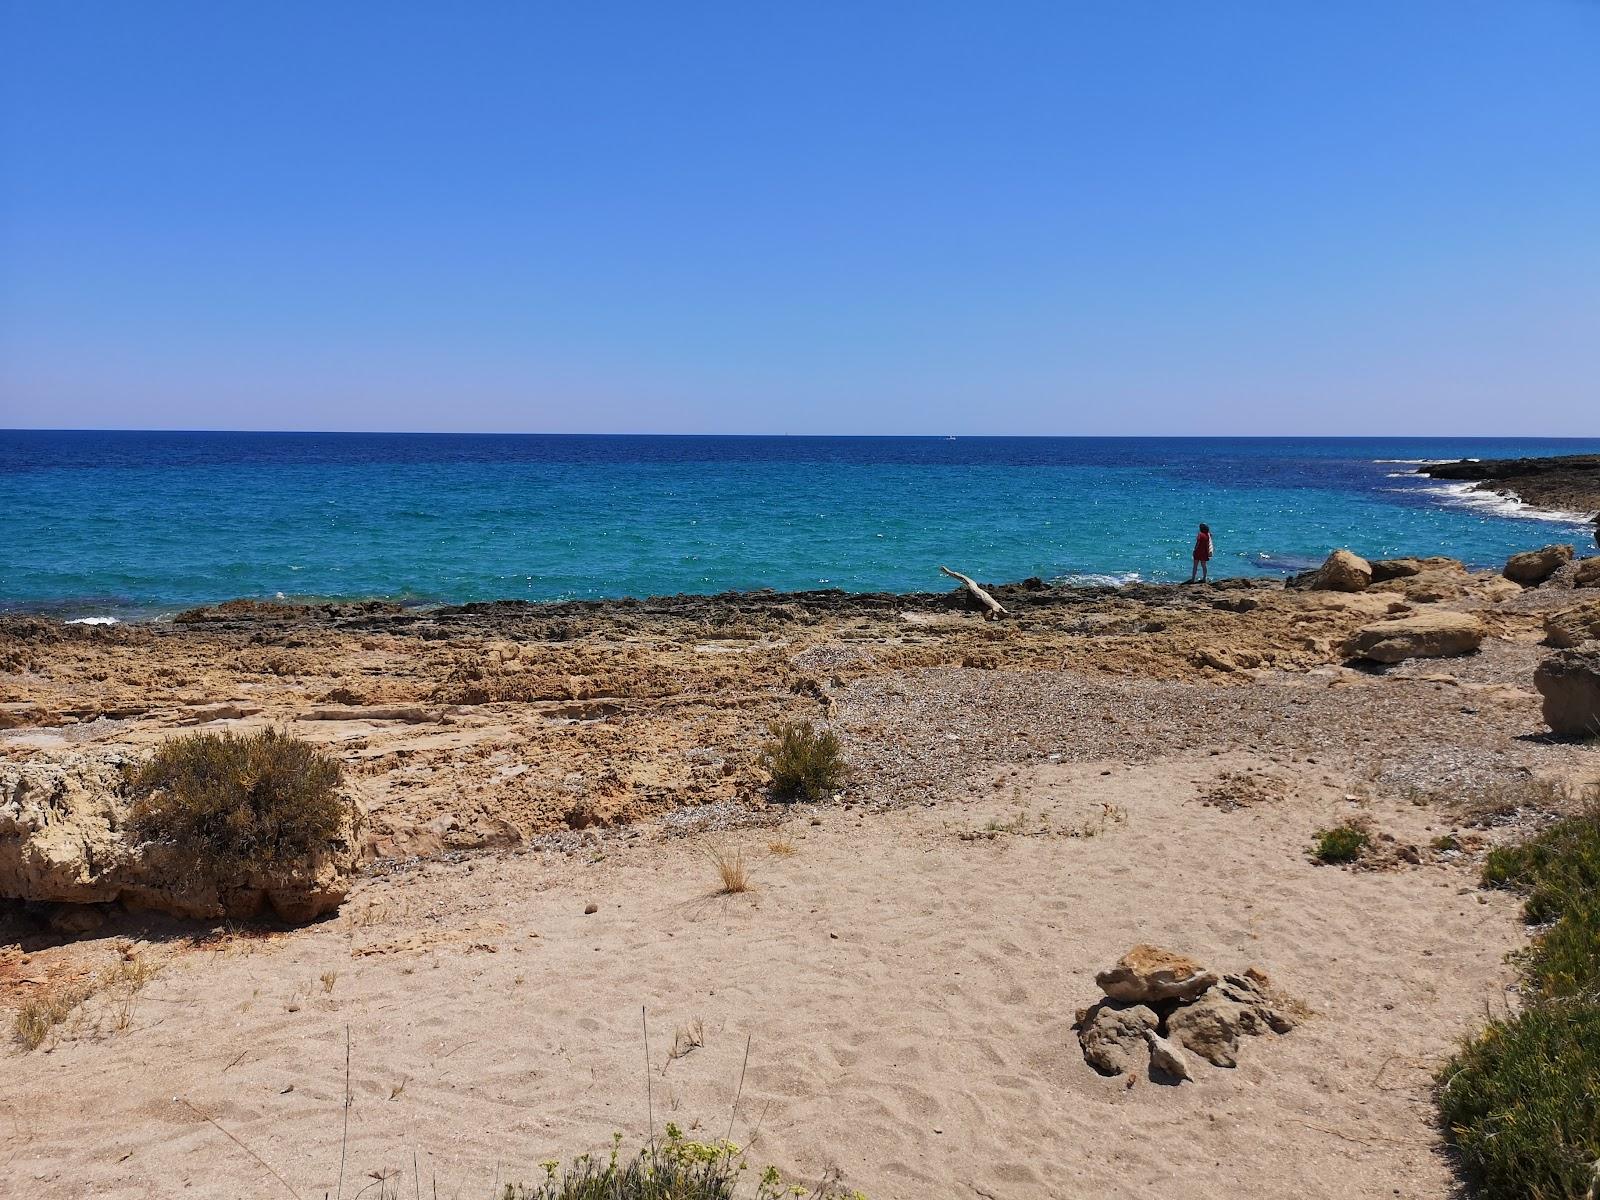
[1438,799,1600,1198]
[1482,805,1600,928]
[500,1128,865,1200]
[129,728,346,884]
[757,720,848,802]
[1439,1000,1600,1199]
[1310,823,1367,864]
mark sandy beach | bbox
[3,557,1598,1198]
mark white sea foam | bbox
[1407,481,1596,526]
[1372,458,1447,465]
[65,616,119,626]
[1058,571,1142,588]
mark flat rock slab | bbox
[1096,943,1219,1004]
[1342,612,1486,664]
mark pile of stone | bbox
[1075,944,1297,1083]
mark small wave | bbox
[1057,571,1141,587]
[1410,481,1595,525]
[1373,458,1447,465]
[65,616,119,626]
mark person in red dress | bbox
[1188,522,1213,583]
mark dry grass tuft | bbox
[102,952,159,1033]
[1454,776,1574,828]
[13,981,91,1050]
[12,948,159,1050]
[1400,775,1579,828]
[958,801,1126,842]
[766,834,797,857]
[705,844,751,895]
[664,1018,705,1070]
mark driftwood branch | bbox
[939,565,1007,620]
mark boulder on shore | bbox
[1504,544,1574,585]
[1342,611,1486,664]
[1534,649,1600,739]
[1576,558,1600,589]
[1544,600,1600,650]
[0,753,365,923]
[1096,943,1219,1004]
[1297,549,1372,592]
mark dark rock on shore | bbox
[1504,544,1574,585]
[1419,455,1600,517]
[1535,649,1600,738]
[174,598,408,623]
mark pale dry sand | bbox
[1,754,1525,1200]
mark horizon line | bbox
[5,428,1600,441]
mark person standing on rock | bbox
[1188,523,1214,584]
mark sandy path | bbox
[1,755,1522,1200]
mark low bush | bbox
[1438,799,1600,1198]
[500,1127,865,1200]
[757,721,847,802]
[1310,823,1367,864]
[129,729,346,884]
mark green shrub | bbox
[1438,797,1600,1198]
[758,721,848,802]
[1438,1000,1600,1200]
[1483,806,1600,927]
[129,729,346,883]
[1482,804,1600,999]
[500,1127,865,1199]
[1310,823,1367,864]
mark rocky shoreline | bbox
[1419,453,1600,518]
[4,542,1600,1198]
[5,546,1598,873]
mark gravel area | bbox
[834,656,1596,810]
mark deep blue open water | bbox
[2,432,1597,621]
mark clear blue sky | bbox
[1,1,1596,435]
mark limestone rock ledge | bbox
[0,753,365,923]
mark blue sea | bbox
[2,432,1598,622]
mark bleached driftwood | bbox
[939,565,1007,620]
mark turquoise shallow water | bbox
[2,432,1597,620]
